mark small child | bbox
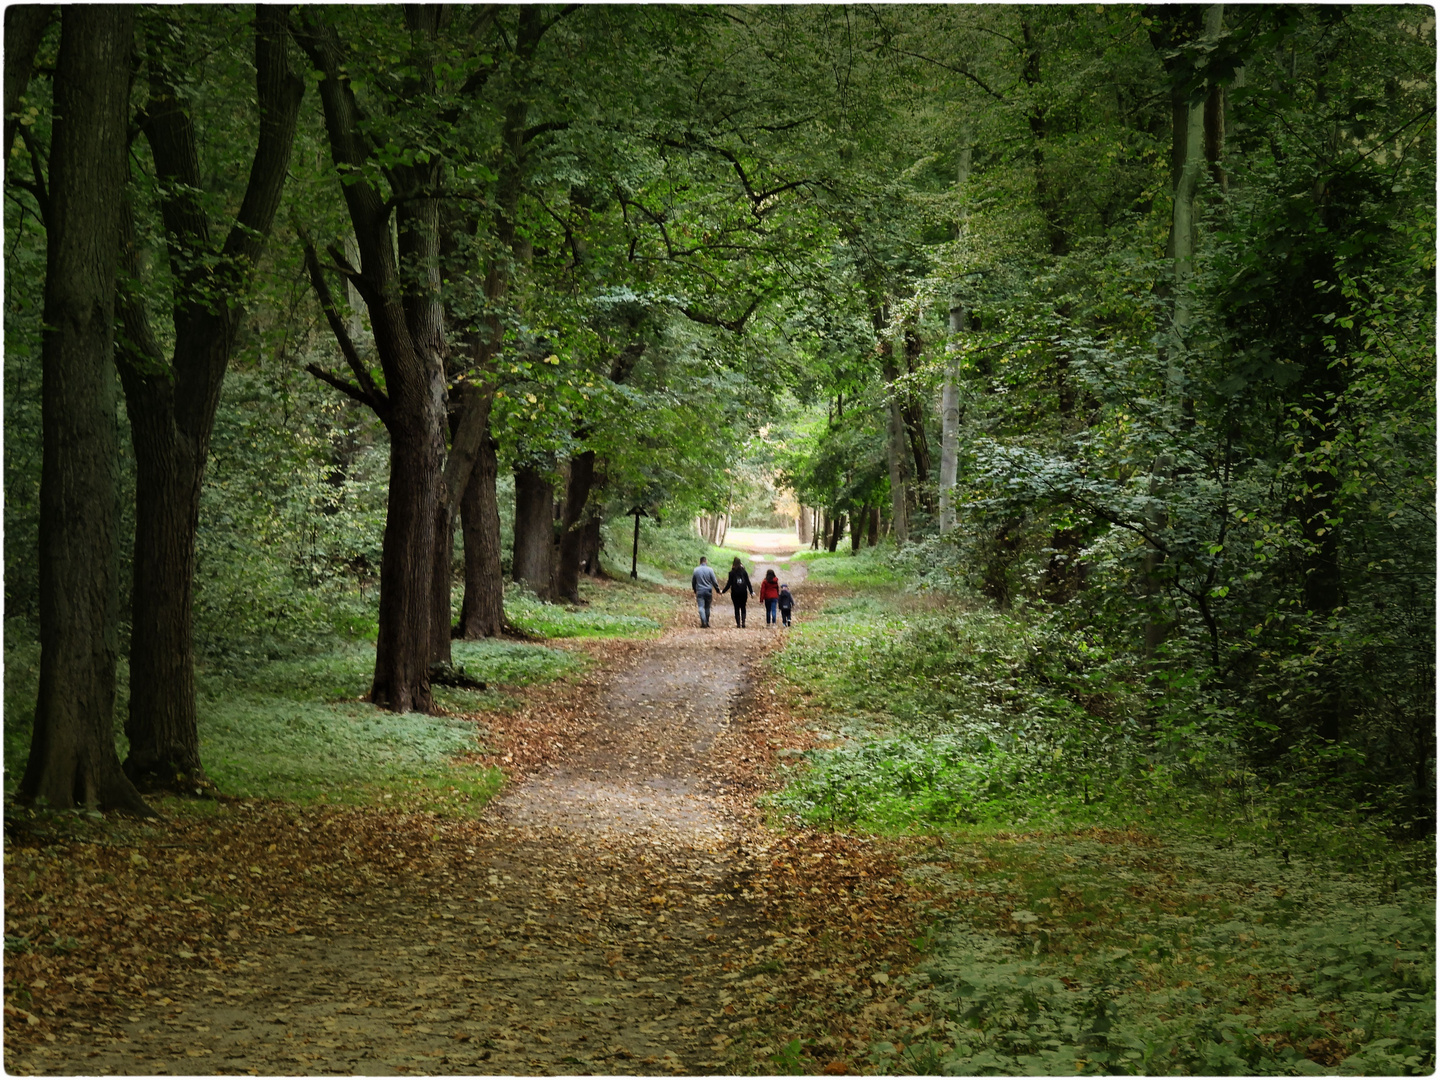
[777,583,794,627]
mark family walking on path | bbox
[691,556,795,629]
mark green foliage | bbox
[193,371,390,668]
[899,837,1435,1076]
[599,518,748,586]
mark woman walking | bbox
[759,568,781,627]
[720,557,753,627]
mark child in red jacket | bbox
[759,569,780,626]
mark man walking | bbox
[691,556,720,628]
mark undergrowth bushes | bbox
[767,578,1436,1074]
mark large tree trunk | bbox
[580,516,604,577]
[555,450,596,603]
[430,500,455,665]
[458,431,505,637]
[372,416,445,712]
[118,8,302,790]
[579,458,607,578]
[797,504,813,545]
[295,9,454,712]
[123,419,205,790]
[866,506,880,547]
[21,6,151,816]
[513,465,556,600]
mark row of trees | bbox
[775,5,1434,815]
[6,5,1433,816]
[5,5,859,810]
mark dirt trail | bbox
[20,546,813,1076]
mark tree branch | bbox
[680,292,766,334]
[300,236,388,417]
[305,363,380,409]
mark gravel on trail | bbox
[8,556,837,1077]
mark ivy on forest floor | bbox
[718,826,1434,1076]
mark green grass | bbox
[793,543,908,587]
[504,583,663,638]
[3,626,584,812]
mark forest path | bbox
[16,547,817,1077]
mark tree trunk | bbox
[3,6,51,170]
[826,512,844,553]
[371,414,444,712]
[850,510,863,552]
[867,506,880,547]
[939,132,970,533]
[939,299,965,532]
[21,6,151,816]
[513,465,556,600]
[430,499,454,665]
[797,503,813,545]
[1142,4,1221,664]
[887,398,910,548]
[123,421,205,790]
[555,450,595,602]
[580,516,604,577]
[295,9,456,712]
[118,8,302,789]
[900,330,933,502]
[458,431,504,637]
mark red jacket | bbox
[759,578,780,601]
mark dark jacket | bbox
[778,585,794,610]
[722,566,753,598]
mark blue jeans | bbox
[696,592,713,626]
[765,597,778,624]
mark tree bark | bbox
[118,6,303,790]
[866,506,880,547]
[900,330,933,499]
[555,450,596,602]
[21,6,151,816]
[797,503,812,545]
[513,465,556,600]
[458,429,505,637]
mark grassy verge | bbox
[759,581,1437,1075]
[792,543,908,587]
[3,624,587,813]
[504,579,663,638]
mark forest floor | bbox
[4,544,937,1076]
